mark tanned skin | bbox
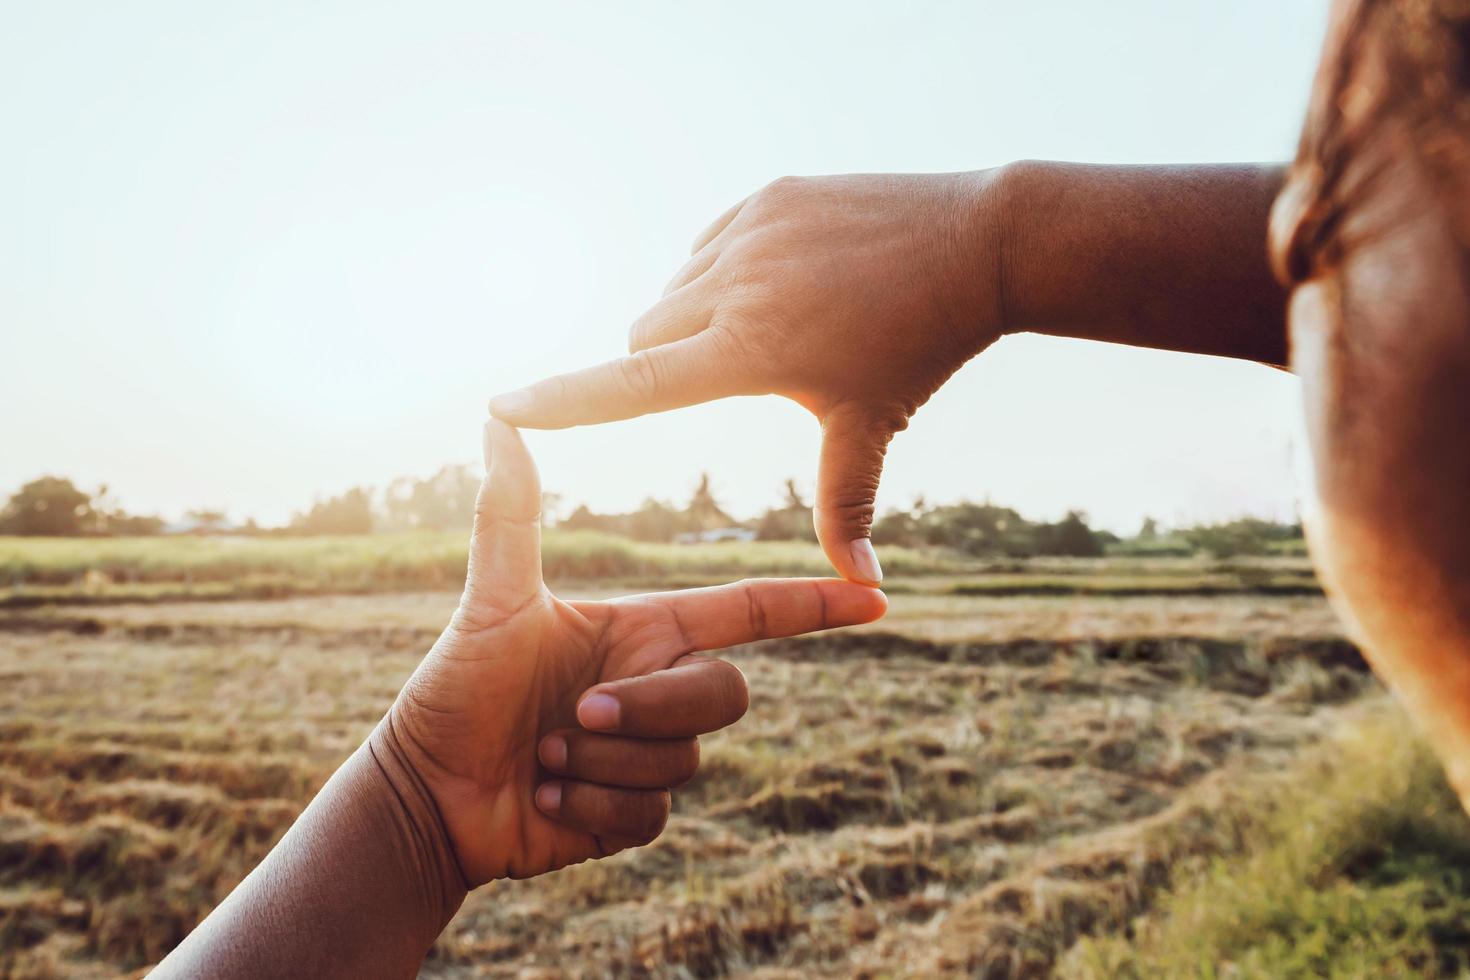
[490,2,1470,809]
[151,422,886,977]
[489,163,1288,586]
[1268,0,1470,806]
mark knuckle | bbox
[810,578,832,630]
[669,739,701,786]
[665,255,702,295]
[743,584,770,638]
[539,375,569,407]
[702,320,748,366]
[834,402,908,439]
[573,785,614,826]
[627,322,651,355]
[874,407,910,435]
[470,482,495,524]
[615,351,663,401]
[762,174,804,201]
[829,493,877,528]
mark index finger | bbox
[626,577,889,653]
[488,331,751,429]
[577,655,748,738]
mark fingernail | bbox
[578,693,621,731]
[539,734,568,770]
[535,782,562,814]
[489,389,533,418]
[849,538,883,584]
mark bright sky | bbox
[1,1,1328,533]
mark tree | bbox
[560,504,615,534]
[1035,510,1105,557]
[87,483,165,536]
[627,499,683,542]
[1182,518,1303,557]
[0,477,96,536]
[185,509,230,535]
[104,512,166,536]
[685,473,734,531]
[870,500,1105,557]
[781,479,807,511]
[920,502,1032,556]
[290,488,376,535]
[871,510,922,547]
[756,479,816,542]
[382,465,480,532]
[872,496,931,548]
[540,492,563,527]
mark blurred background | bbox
[10,3,1470,979]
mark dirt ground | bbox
[0,590,1375,977]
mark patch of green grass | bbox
[1062,708,1470,979]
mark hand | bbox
[387,420,888,885]
[488,172,1003,584]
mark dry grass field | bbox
[2,545,1468,977]
[0,533,1320,606]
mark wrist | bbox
[983,158,1048,338]
[364,714,471,926]
[929,165,1025,351]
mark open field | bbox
[6,565,1467,978]
[0,533,950,598]
[0,533,1321,607]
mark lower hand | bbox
[388,420,888,885]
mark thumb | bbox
[461,419,544,621]
[814,403,900,586]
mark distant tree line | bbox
[872,500,1110,558]
[0,468,485,538]
[562,474,781,543]
[1115,515,1306,558]
[0,474,1303,558]
[0,477,166,537]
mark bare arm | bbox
[151,728,466,978]
[1001,161,1287,365]
[489,163,1289,582]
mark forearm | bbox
[153,716,467,979]
[993,160,1289,366]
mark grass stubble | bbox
[0,550,1464,977]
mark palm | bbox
[400,591,692,882]
[390,422,886,886]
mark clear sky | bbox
[1,1,1328,532]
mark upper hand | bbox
[388,420,888,886]
[488,172,1004,584]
